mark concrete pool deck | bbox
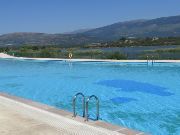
[1,52,180,63]
[0,93,146,135]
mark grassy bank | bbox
[139,48,180,60]
[3,46,127,60]
[1,45,180,60]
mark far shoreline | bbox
[1,52,180,63]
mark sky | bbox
[0,0,180,34]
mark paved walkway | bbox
[0,103,64,135]
[0,94,127,135]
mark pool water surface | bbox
[0,59,179,135]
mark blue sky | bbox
[0,0,180,34]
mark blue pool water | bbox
[0,59,180,135]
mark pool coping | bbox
[1,52,180,63]
[0,92,146,135]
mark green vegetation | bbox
[4,45,127,60]
[1,37,180,60]
[85,37,180,48]
[106,52,127,60]
[7,46,63,58]
[0,47,10,52]
[139,48,180,60]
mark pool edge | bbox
[0,92,146,135]
[1,52,180,63]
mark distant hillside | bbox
[83,15,180,40]
[1,15,180,47]
[63,28,93,34]
[0,32,98,47]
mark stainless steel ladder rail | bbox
[147,55,155,66]
[151,56,154,65]
[72,92,85,117]
[146,56,149,65]
[85,95,99,121]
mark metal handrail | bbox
[85,95,99,121]
[146,56,149,64]
[151,56,154,65]
[147,55,155,65]
[72,92,85,117]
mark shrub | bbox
[106,52,127,60]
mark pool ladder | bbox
[72,92,99,121]
[147,56,155,65]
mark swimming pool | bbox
[0,59,179,135]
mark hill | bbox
[0,32,98,47]
[83,15,180,40]
[0,15,180,47]
[63,28,93,34]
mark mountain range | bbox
[1,15,180,47]
[63,28,93,34]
